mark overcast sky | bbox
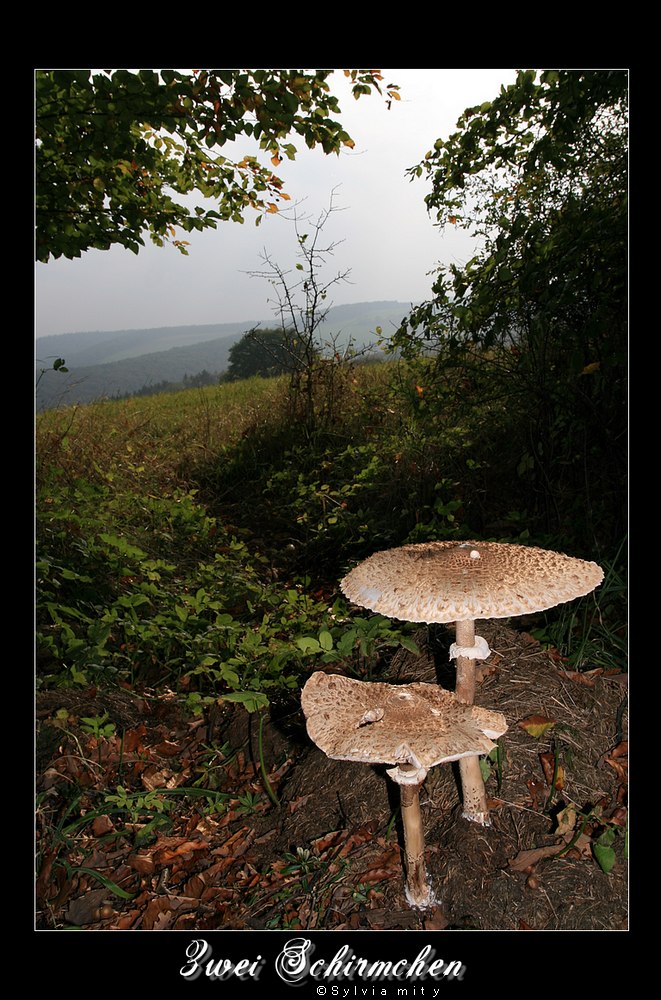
[35,69,519,339]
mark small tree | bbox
[248,191,361,432]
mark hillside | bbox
[35,320,261,369]
[35,301,413,409]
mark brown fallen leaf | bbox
[475,662,498,683]
[92,814,115,836]
[123,725,148,752]
[540,751,565,790]
[311,829,344,854]
[424,906,449,930]
[211,826,253,859]
[557,667,603,686]
[141,894,197,930]
[509,845,565,871]
[338,824,378,857]
[141,765,178,791]
[64,888,108,927]
[150,740,182,757]
[359,847,401,884]
[608,806,628,826]
[525,778,547,809]
[128,851,156,875]
[288,794,312,814]
[605,758,628,782]
[153,836,209,867]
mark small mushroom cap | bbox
[301,672,508,769]
[340,541,604,623]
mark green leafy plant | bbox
[479,742,504,792]
[80,713,116,740]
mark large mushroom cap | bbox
[301,671,508,770]
[340,541,604,623]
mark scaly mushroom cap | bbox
[340,541,604,624]
[301,671,508,770]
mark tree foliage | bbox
[392,70,628,553]
[402,69,627,349]
[36,69,398,263]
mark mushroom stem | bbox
[454,619,478,704]
[454,619,491,826]
[390,765,434,909]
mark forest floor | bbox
[36,622,628,932]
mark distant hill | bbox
[36,301,414,410]
[35,320,261,369]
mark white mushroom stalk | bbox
[300,672,507,909]
[340,540,604,826]
[387,762,433,908]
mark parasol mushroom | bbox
[340,540,604,825]
[301,670,508,908]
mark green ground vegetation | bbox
[36,349,626,713]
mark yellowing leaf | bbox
[342,138,355,149]
[555,804,578,838]
[266,203,279,214]
[448,215,457,225]
[581,362,600,375]
[279,192,291,201]
[271,155,281,166]
[387,90,401,101]
[519,715,556,738]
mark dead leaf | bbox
[475,662,498,682]
[608,806,628,826]
[151,740,181,757]
[540,752,565,790]
[509,845,565,871]
[123,725,147,752]
[555,804,579,838]
[64,888,108,926]
[141,765,177,791]
[287,793,312,814]
[311,830,344,854]
[604,756,628,782]
[557,667,603,685]
[182,874,206,898]
[92,815,115,836]
[211,827,253,859]
[424,906,449,930]
[153,836,209,867]
[128,851,156,875]
[519,715,556,738]
[525,778,547,809]
[141,894,195,930]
